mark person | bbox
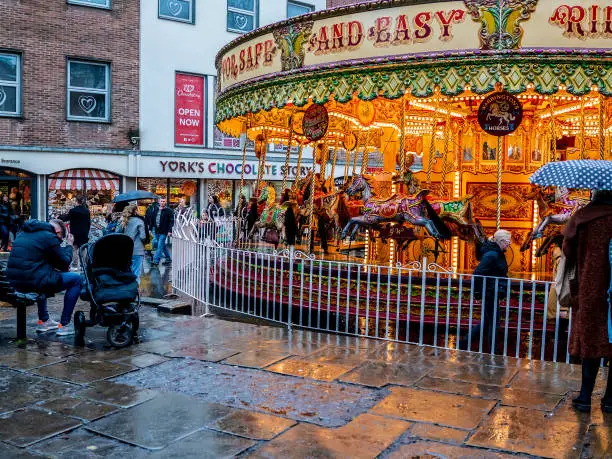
[104,213,119,235]
[460,229,511,352]
[311,198,330,255]
[0,194,12,251]
[116,204,147,285]
[563,190,612,413]
[6,219,81,335]
[145,199,160,259]
[152,198,174,266]
[284,200,298,246]
[207,195,221,220]
[246,197,258,235]
[234,194,247,218]
[60,195,91,269]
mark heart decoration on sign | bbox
[168,0,183,16]
[0,87,6,107]
[78,95,97,114]
[234,14,248,30]
[183,84,194,93]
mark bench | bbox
[0,257,39,341]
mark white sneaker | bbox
[56,324,75,336]
[36,319,60,333]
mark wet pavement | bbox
[0,297,610,457]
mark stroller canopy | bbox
[90,234,134,273]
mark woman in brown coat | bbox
[563,190,612,412]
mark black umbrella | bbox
[112,190,159,203]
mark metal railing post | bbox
[288,246,294,330]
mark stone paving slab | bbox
[266,357,355,381]
[30,427,147,458]
[111,353,170,368]
[145,428,256,458]
[222,350,291,369]
[32,357,136,384]
[0,348,65,370]
[38,397,120,422]
[339,361,431,388]
[86,392,234,450]
[77,381,157,409]
[406,423,469,444]
[467,405,587,458]
[212,409,296,440]
[0,408,81,447]
[371,387,496,430]
[583,425,612,459]
[247,413,410,459]
[383,440,524,458]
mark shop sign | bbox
[549,5,612,39]
[303,104,328,142]
[477,92,523,137]
[157,159,312,181]
[175,73,205,146]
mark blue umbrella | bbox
[112,190,159,203]
[530,160,612,190]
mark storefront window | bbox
[137,178,199,212]
[47,169,120,238]
[207,180,233,213]
[0,168,33,222]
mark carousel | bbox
[203,0,612,342]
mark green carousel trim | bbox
[216,56,612,124]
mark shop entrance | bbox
[0,167,36,222]
[137,178,200,213]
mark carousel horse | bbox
[429,196,486,244]
[248,185,286,247]
[520,186,588,253]
[340,174,451,241]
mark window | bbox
[227,0,257,33]
[67,0,111,9]
[67,60,110,122]
[159,0,194,24]
[287,1,313,18]
[213,127,254,150]
[0,53,21,117]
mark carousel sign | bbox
[217,0,612,93]
[302,104,329,142]
[477,92,523,136]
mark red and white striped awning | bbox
[48,169,120,191]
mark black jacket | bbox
[157,207,174,236]
[0,202,11,226]
[473,240,509,298]
[61,205,91,247]
[6,220,73,294]
[145,203,159,230]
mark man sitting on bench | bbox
[6,219,81,336]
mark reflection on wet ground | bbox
[139,258,173,299]
[0,295,610,458]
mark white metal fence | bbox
[171,217,572,363]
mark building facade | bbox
[138,0,326,213]
[0,0,139,226]
[0,0,327,229]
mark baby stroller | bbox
[75,233,140,348]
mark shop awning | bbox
[48,169,120,191]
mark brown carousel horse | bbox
[520,186,588,255]
[340,174,452,241]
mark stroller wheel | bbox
[107,322,134,348]
[74,311,86,346]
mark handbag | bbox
[555,253,576,309]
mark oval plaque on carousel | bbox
[302,104,329,142]
[477,92,523,137]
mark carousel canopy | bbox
[215,0,612,136]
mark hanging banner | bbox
[175,73,205,146]
[477,92,523,137]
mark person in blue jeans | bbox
[6,219,82,336]
[152,198,174,266]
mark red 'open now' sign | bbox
[175,73,204,146]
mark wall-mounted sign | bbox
[175,73,205,146]
[477,92,523,137]
[303,104,328,142]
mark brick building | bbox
[0,0,139,223]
